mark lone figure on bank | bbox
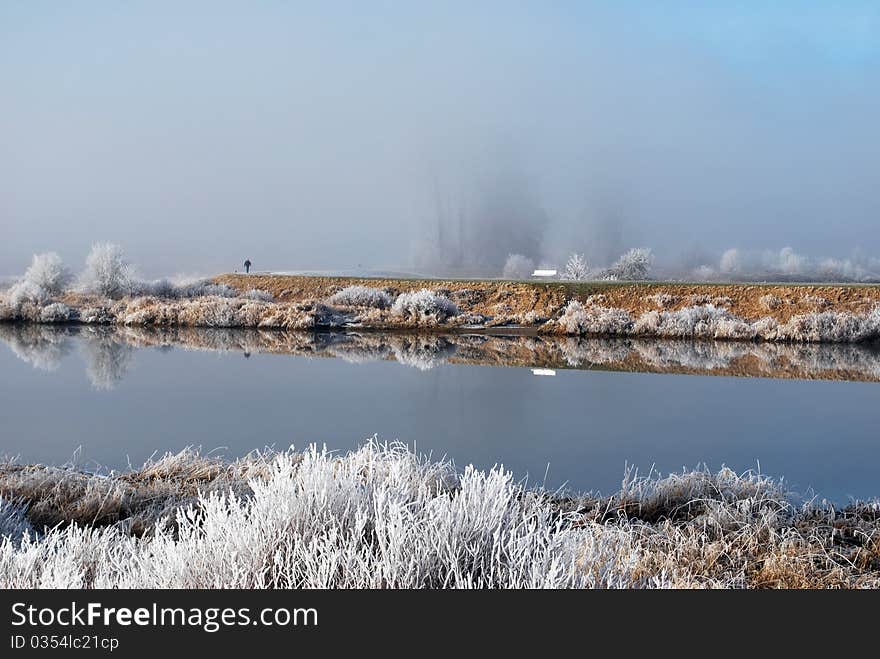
[244,259,251,274]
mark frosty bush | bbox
[557,301,633,335]
[502,254,535,280]
[4,252,73,312]
[328,285,392,309]
[79,243,133,298]
[607,248,653,281]
[39,303,75,323]
[392,289,459,321]
[632,305,756,340]
[7,281,50,311]
[21,252,71,295]
[560,253,590,281]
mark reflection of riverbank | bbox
[4,323,880,385]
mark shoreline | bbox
[1,442,878,588]
[3,274,880,344]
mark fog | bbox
[2,2,878,278]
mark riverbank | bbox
[1,441,878,588]
[3,274,880,343]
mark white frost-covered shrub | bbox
[502,254,535,280]
[328,285,392,309]
[776,309,880,343]
[560,253,590,281]
[21,252,71,295]
[557,301,633,335]
[608,248,653,281]
[7,281,50,311]
[392,289,459,321]
[79,243,133,299]
[633,305,754,340]
[39,303,75,323]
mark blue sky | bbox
[2,2,878,274]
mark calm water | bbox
[1,325,878,501]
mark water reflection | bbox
[2,323,880,385]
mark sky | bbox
[2,1,879,276]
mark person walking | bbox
[244,259,251,274]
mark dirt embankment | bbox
[216,274,880,325]
[215,274,570,321]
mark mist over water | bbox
[2,3,879,277]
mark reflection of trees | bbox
[0,324,74,372]
[3,323,880,383]
[79,330,135,390]
[389,336,457,371]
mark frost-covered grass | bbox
[0,441,877,588]
[328,285,392,309]
[555,300,880,343]
[391,289,459,321]
[129,277,272,301]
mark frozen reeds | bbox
[0,441,877,588]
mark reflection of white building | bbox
[531,269,557,278]
[531,368,556,376]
